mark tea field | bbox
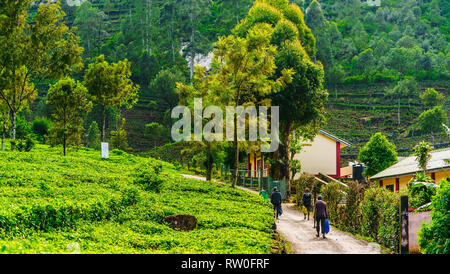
[0,144,274,254]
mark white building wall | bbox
[293,133,337,179]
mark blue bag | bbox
[325,219,330,234]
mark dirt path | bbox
[277,203,381,254]
[181,174,380,254]
[180,174,259,194]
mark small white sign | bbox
[101,142,109,159]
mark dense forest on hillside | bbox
[7,0,450,162]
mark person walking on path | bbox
[314,195,328,238]
[270,187,282,219]
[302,188,312,220]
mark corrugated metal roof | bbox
[319,130,351,147]
[370,147,450,180]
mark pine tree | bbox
[87,121,101,150]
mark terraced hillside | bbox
[324,80,450,163]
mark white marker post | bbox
[101,142,109,159]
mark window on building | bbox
[386,185,394,192]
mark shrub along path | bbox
[181,174,380,254]
[276,204,381,254]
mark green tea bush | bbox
[377,191,400,253]
[120,186,141,207]
[343,75,367,85]
[322,182,346,225]
[418,179,450,254]
[32,118,51,144]
[134,162,164,192]
[360,186,392,240]
[0,144,274,253]
[368,72,398,83]
[343,182,365,234]
[13,136,36,152]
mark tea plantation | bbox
[0,144,274,254]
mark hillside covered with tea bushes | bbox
[0,145,274,253]
[22,0,448,154]
[326,80,449,160]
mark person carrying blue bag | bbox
[314,195,329,238]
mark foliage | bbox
[408,174,438,208]
[293,173,315,206]
[385,76,418,124]
[12,135,35,152]
[415,106,447,136]
[420,88,445,109]
[342,181,365,234]
[321,182,345,225]
[377,191,400,253]
[418,179,450,254]
[74,0,109,58]
[83,55,139,141]
[31,118,51,144]
[233,0,326,189]
[0,103,10,150]
[15,115,33,140]
[360,186,394,240]
[358,132,398,177]
[145,122,167,144]
[148,68,186,112]
[0,144,274,253]
[86,121,101,150]
[133,162,164,193]
[0,0,83,143]
[413,141,433,173]
[109,117,131,151]
[207,17,294,186]
[47,77,93,156]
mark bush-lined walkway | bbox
[181,174,381,254]
[276,204,381,254]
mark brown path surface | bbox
[181,174,380,254]
[277,204,381,254]
[180,174,259,194]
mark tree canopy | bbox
[358,132,398,177]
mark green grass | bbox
[0,143,274,254]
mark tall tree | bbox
[83,55,139,141]
[47,77,92,156]
[386,76,418,125]
[110,116,131,151]
[0,0,84,150]
[131,0,160,55]
[233,0,327,192]
[305,0,331,65]
[179,0,212,82]
[86,121,101,150]
[176,66,226,181]
[210,22,294,186]
[416,106,447,143]
[358,132,398,178]
[74,0,109,58]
